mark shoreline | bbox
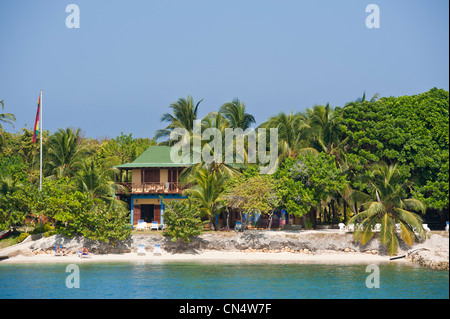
[1,249,410,265]
[1,231,447,269]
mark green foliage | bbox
[0,168,131,243]
[226,173,280,213]
[17,233,30,243]
[349,162,426,256]
[31,223,54,235]
[0,129,147,243]
[0,99,16,147]
[97,132,155,166]
[275,153,347,218]
[0,155,27,182]
[45,127,91,179]
[163,199,206,242]
[155,95,202,144]
[219,98,256,130]
[183,167,228,227]
[0,180,34,229]
[339,88,449,210]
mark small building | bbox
[114,146,189,227]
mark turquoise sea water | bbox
[0,262,448,299]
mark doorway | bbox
[141,204,155,223]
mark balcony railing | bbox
[115,182,183,195]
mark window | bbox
[143,169,160,183]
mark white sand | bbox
[1,249,409,265]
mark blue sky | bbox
[1,0,448,139]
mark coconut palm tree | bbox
[0,99,16,146]
[306,103,347,159]
[155,95,203,144]
[355,91,379,103]
[45,127,90,179]
[259,111,311,159]
[75,159,125,200]
[182,167,227,230]
[179,110,242,184]
[219,98,255,130]
[349,162,426,256]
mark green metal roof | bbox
[115,146,190,169]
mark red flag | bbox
[33,94,40,143]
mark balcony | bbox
[116,182,183,195]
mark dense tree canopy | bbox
[0,88,448,252]
[338,88,449,211]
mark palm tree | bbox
[155,95,203,144]
[259,111,311,158]
[219,98,255,130]
[179,110,242,184]
[0,175,22,197]
[355,91,379,103]
[0,99,16,146]
[75,159,124,200]
[306,103,347,159]
[349,162,426,256]
[182,167,227,230]
[45,127,90,179]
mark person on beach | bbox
[80,246,89,258]
[56,245,65,256]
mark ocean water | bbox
[0,262,448,299]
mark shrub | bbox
[17,233,30,243]
[31,223,53,235]
[163,199,206,243]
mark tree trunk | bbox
[343,200,347,223]
[331,201,337,223]
[268,211,274,231]
[308,208,317,229]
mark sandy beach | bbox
[2,231,447,268]
[1,249,407,265]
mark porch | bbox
[116,182,183,195]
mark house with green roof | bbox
[115,146,189,227]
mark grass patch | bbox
[0,231,21,249]
[131,229,165,236]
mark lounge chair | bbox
[150,221,160,230]
[54,245,63,256]
[372,223,381,232]
[77,250,91,258]
[136,220,147,231]
[423,224,431,232]
[137,244,146,256]
[153,244,162,256]
[338,223,347,232]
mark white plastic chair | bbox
[137,244,146,256]
[445,222,449,232]
[153,244,162,256]
[150,221,160,230]
[373,223,381,232]
[338,223,347,232]
[423,224,431,232]
[136,221,147,231]
[347,224,355,232]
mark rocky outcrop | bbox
[25,231,449,270]
[28,230,396,255]
[406,234,449,270]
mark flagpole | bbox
[39,90,43,192]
